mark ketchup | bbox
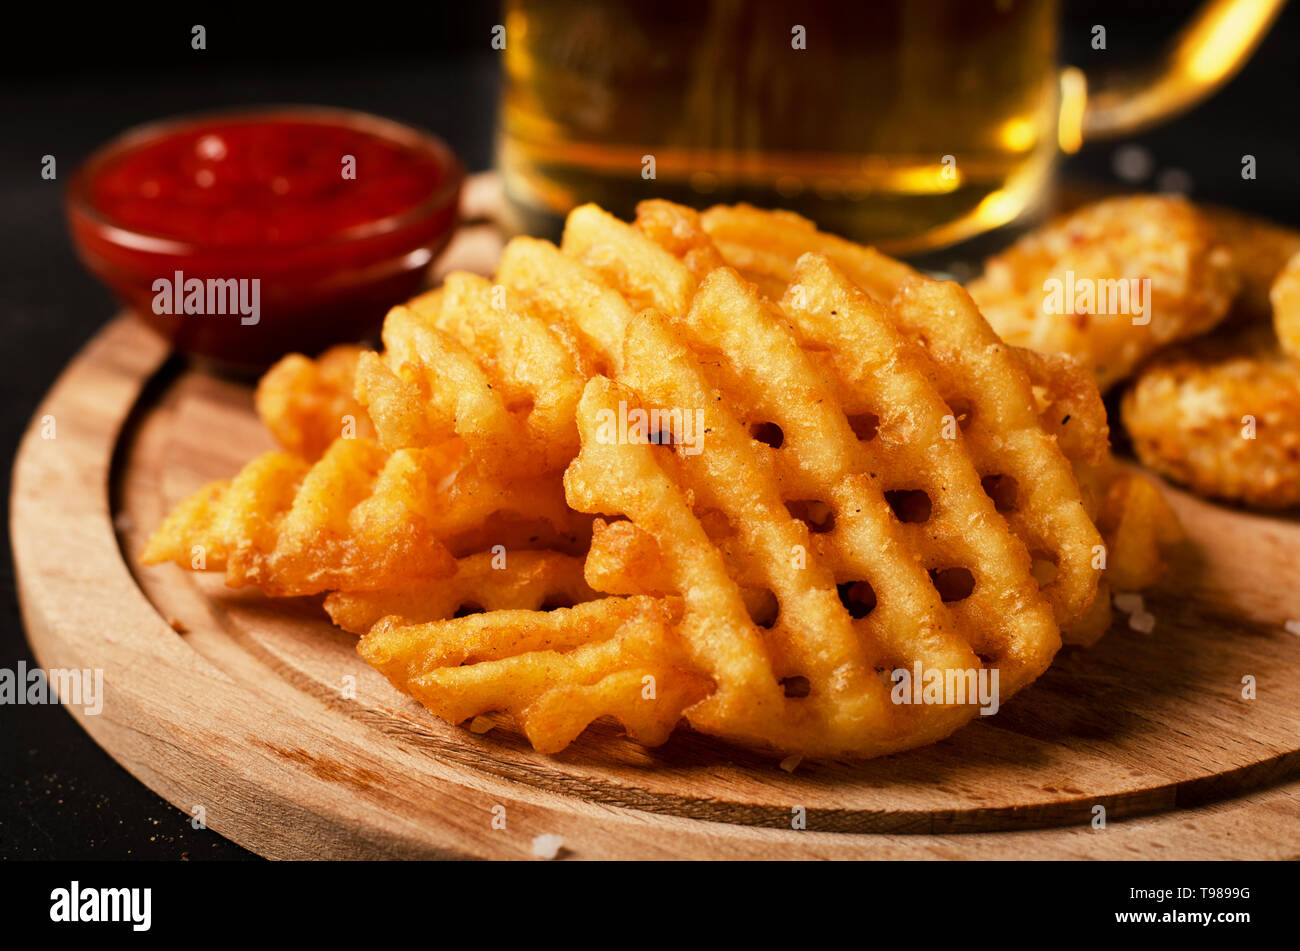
[89,119,449,248]
[68,108,462,369]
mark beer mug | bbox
[498,0,1281,253]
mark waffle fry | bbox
[142,439,457,595]
[142,436,587,595]
[326,550,596,634]
[562,203,697,315]
[358,597,711,753]
[586,264,1097,753]
[700,203,920,304]
[255,346,375,460]
[649,200,1105,629]
[146,237,616,602]
[1122,328,1300,508]
[495,236,633,374]
[968,196,1238,391]
[356,272,589,477]
[577,246,1141,649]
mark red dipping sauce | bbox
[68,108,462,368]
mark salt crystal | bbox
[531,833,564,860]
[1128,610,1156,634]
[1113,592,1145,615]
[779,755,803,773]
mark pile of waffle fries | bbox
[144,200,1179,758]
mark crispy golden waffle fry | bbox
[1122,328,1300,508]
[562,203,698,315]
[578,304,1137,649]
[1270,250,1300,362]
[147,232,626,602]
[326,550,595,634]
[255,345,375,460]
[495,235,634,374]
[700,203,920,304]
[569,264,1098,754]
[356,272,589,477]
[644,200,1104,629]
[967,196,1238,391]
[889,275,1107,629]
[142,439,456,595]
[141,436,588,595]
[358,597,711,753]
[676,201,1147,611]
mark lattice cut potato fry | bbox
[326,550,596,634]
[358,597,711,753]
[142,439,457,595]
[255,345,375,459]
[142,436,588,595]
[968,196,1238,391]
[559,260,1101,755]
[355,271,589,477]
[654,198,1107,630]
[700,203,921,304]
[689,200,1132,585]
[579,344,1141,649]
[669,201,1174,645]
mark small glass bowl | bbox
[66,106,463,369]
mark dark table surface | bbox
[3,5,1298,860]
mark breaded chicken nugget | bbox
[1202,205,1300,324]
[1121,329,1300,508]
[1270,250,1300,362]
[969,196,1237,391]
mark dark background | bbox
[2,2,1297,859]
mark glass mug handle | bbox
[1059,0,1285,149]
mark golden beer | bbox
[498,0,1280,252]
[499,0,1060,252]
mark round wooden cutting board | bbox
[13,183,1300,859]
